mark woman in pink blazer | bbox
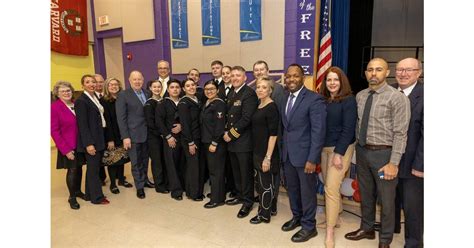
[51,81,86,210]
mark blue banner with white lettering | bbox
[201,0,221,46]
[171,0,188,49]
[240,0,262,42]
[295,0,316,75]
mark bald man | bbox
[116,70,150,199]
[156,60,179,98]
[393,58,424,248]
[345,58,410,248]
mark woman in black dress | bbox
[155,79,185,200]
[144,79,169,193]
[51,81,86,209]
[201,80,227,208]
[249,77,280,224]
[75,74,109,205]
[178,78,205,201]
[100,77,133,194]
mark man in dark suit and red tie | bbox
[394,58,424,248]
[280,64,326,243]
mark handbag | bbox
[102,147,130,166]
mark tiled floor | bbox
[51,148,405,247]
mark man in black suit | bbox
[94,74,107,186]
[210,60,226,98]
[394,58,424,248]
[223,66,258,218]
[116,70,150,199]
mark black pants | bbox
[255,168,275,220]
[229,151,254,207]
[129,142,149,190]
[163,138,185,197]
[183,140,205,199]
[148,136,168,191]
[224,151,236,193]
[66,166,83,198]
[85,151,105,203]
[401,177,424,248]
[205,143,226,203]
[99,166,107,182]
[356,144,398,245]
[107,163,126,187]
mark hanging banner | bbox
[171,0,189,48]
[240,0,262,42]
[295,0,316,75]
[201,0,221,46]
[50,0,89,56]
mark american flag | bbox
[315,0,332,91]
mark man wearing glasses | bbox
[345,58,410,248]
[394,58,424,248]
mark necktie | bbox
[286,93,295,117]
[358,90,375,147]
[137,91,146,105]
[215,79,219,85]
[225,86,230,96]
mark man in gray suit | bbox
[116,70,149,199]
[249,60,285,109]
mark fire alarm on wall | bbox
[98,15,109,26]
[127,52,132,61]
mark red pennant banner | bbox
[51,0,89,56]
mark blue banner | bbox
[240,0,262,42]
[171,0,189,49]
[201,0,221,46]
[295,0,316,75]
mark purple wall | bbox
[91,0,297,88]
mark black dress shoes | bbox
[225,198,241,206]
[206,192,212,198]
[68,197,80,210]
[281,218,301,231]
[145,180,155,188]
[237,205,253,218]
[344,228,376,241]
[229,192,237,198]
[137,189,146,199]
[172,195,183,201]
[192,195,205,201]
[155,188,170,194]
[118,180,133,188]
[291,228,318,243]
[249,215,270,224]
[204,201,224,209]
[110,186,120,194]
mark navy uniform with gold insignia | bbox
[177,95,205,200]
[226,84,258,208]
[201,97,227,205]
[155,97,185,199]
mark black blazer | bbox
[177,96,201,145]
[155,97,180,140]
[393,82,424,178]
[226,84,258,152]
[100,97,122,145]
[201,98,227,145]
[144,98,162,140]
[75,93,106,153]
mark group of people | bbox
[51,57,423,248]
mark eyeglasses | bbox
[395,68,420,74]
[58,89,72,94]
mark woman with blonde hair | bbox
[51,81,86,209]
[100,77,133,194]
